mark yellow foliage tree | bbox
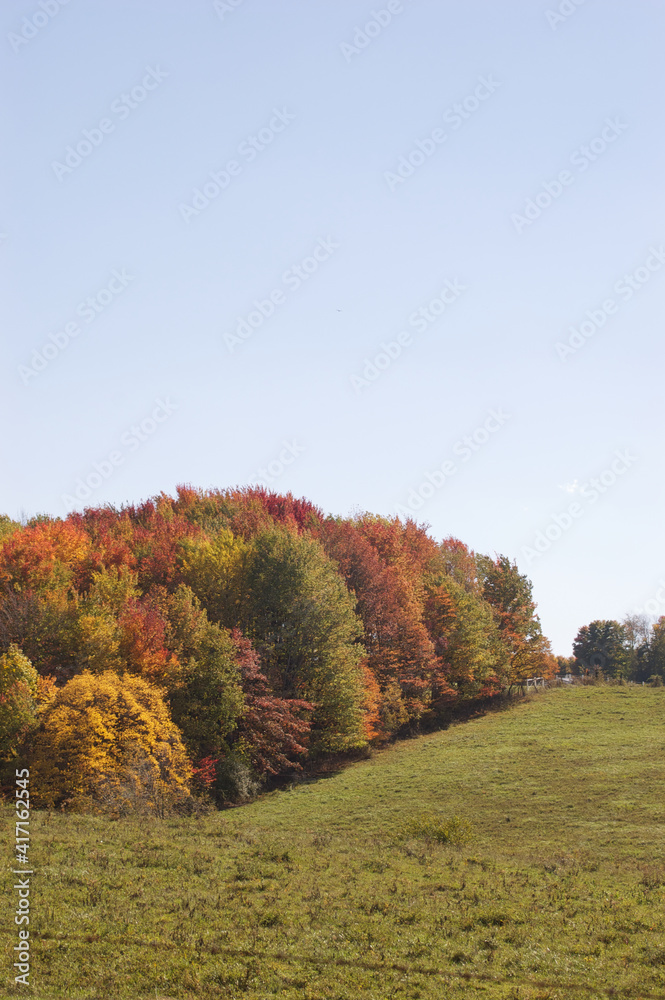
[178,529,249,624]
[26,670,192,815]
[75,611,123,673]
[0,645,39,762]
[86,564,139,613]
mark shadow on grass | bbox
[263,689,533,795]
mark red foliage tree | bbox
[68,496,203,594]
[191,754,219,790]
[316,517,448,729]
[0,520,90,594]
[67,506,137,588]
[230,630,312,775]
[117,593,178,682]
[421,584,460,710]
[352,514,443,590]
[174,484,323,542]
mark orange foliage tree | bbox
[477,554,554,683]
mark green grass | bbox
[2,684,665,999]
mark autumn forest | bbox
[0,486,659,815]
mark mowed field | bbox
[2,685,665,1000]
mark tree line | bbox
[558,616,665,685]
[0,487,556,813]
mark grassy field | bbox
[2,684,665,999]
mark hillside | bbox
[2,684,664,999]
[0,493,557,810]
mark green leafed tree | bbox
[0,645,40,764]
[572,619,627,677]
[621,613,653,680]
[636,616,665,683]
[0,515,20,544]
[426,577,510,698]
[185,526,367,752]
[161,584,245,762]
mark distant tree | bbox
[161,581,211,660]
[572,620,627,677]
[359,661,383,740]
[75,609,124,674]
[70,565,141,675]
[68,496,202,593]
[67,505,138,585]
[351,513,443,593]
[85,564,139,613]
[74,577,177,682]
[164,585,312,799]
[117,595,178,682]
[621,613,653,680]
[555,655,577,676]
[121,495,202,590]
[639,616,665,683]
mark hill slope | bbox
[3,684,665,999]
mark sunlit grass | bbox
[2,684,664,998]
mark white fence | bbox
[524,675,574,691]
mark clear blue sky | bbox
[2,0,663,654]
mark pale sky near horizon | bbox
[1,0,664,655]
